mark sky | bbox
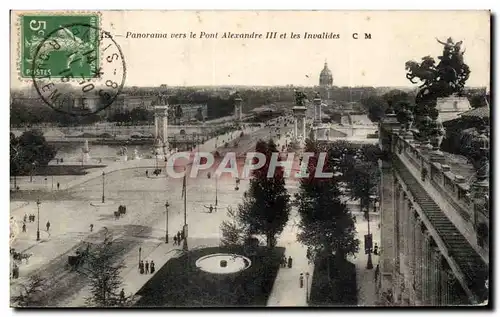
[10,10,490,89]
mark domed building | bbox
[319,61,333,87]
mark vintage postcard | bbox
[9,10,490,308]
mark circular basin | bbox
[195,253,251,274]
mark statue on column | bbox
[295,90,308,107]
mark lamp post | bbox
[36,199,41,241]
[305,272,310,303]
[366,195,375,270]
[138,247,142,266]
[101,171,105,204]
[165,201,170,243]
[30,162,36,183]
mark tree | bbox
[80,240,131,307]
[236,139,291,247]
[11,274,46,307]
[10,130,57,177]
[345,161,380,217]
[295,140,359,280]
[360,95,386,123]
[220,206,248,247]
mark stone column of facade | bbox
[392,181,401,302]
[414,216,424,305]
[421,230,431,305]
[408,205,416,304]
[378,160,396,298]
[430,244,442,305]
[439,258,452,306]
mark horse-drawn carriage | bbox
[152,168,162,176]
[114,205,127,219]
[67,244,91,270]
[10,248,32,264]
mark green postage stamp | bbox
[19,13,100,79]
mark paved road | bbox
[10,118,294,306]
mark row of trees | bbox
[220,136,380,275]
[10,130,57,182]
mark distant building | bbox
[436,96,472,122]
[173,104,208,122]
[319,61,333,87]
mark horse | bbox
[12,252,33,264]
[114,210,121,220]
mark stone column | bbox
[162,109,169,153]
[430,245,441,306]
[414,217,424,305]
[439,258,452,306]
[302,117,306,139]
[294,119,298,139]
[154,115,159,139]
[422,230,431,305]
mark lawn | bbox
[309,256,357,306]
[134,246,285,307]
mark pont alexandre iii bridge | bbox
[377,112,489,305]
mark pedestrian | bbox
[145,260,150,274]
[299,273,304,288]
[150,260,155,274]
[288,256,293,268]
[23,214,27,223]
[46,221,51,232]
[139,260,144,274]
[282,255,287,268]
[22,223,26,233]
[57,182,60,190]
[32,214,35,222]
[306,248,311,263]
[119,288,125,303]
[177,231,181,243]
[374,243,379,256]
[173,235,178,246]
[375,264,380,282]
[90,224,94,232]
[12,263,19,279]
[146,170,148,177]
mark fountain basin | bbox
[195,253,251,274]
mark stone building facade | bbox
[377,112,489,306]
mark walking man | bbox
[23,214,27,223]
[173,235,178,246]
[145,260,150,274]
[90,224,94,232]
[46,221,51,232]
[288,256,293,268]
[177,231,181,243]
[139,260,144,274]
[22,222,26,233]
[57,182,60,190]
[150,260,155,274]
[146,170,148,177]
[373,243,379,256]
[299,273,304,288]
